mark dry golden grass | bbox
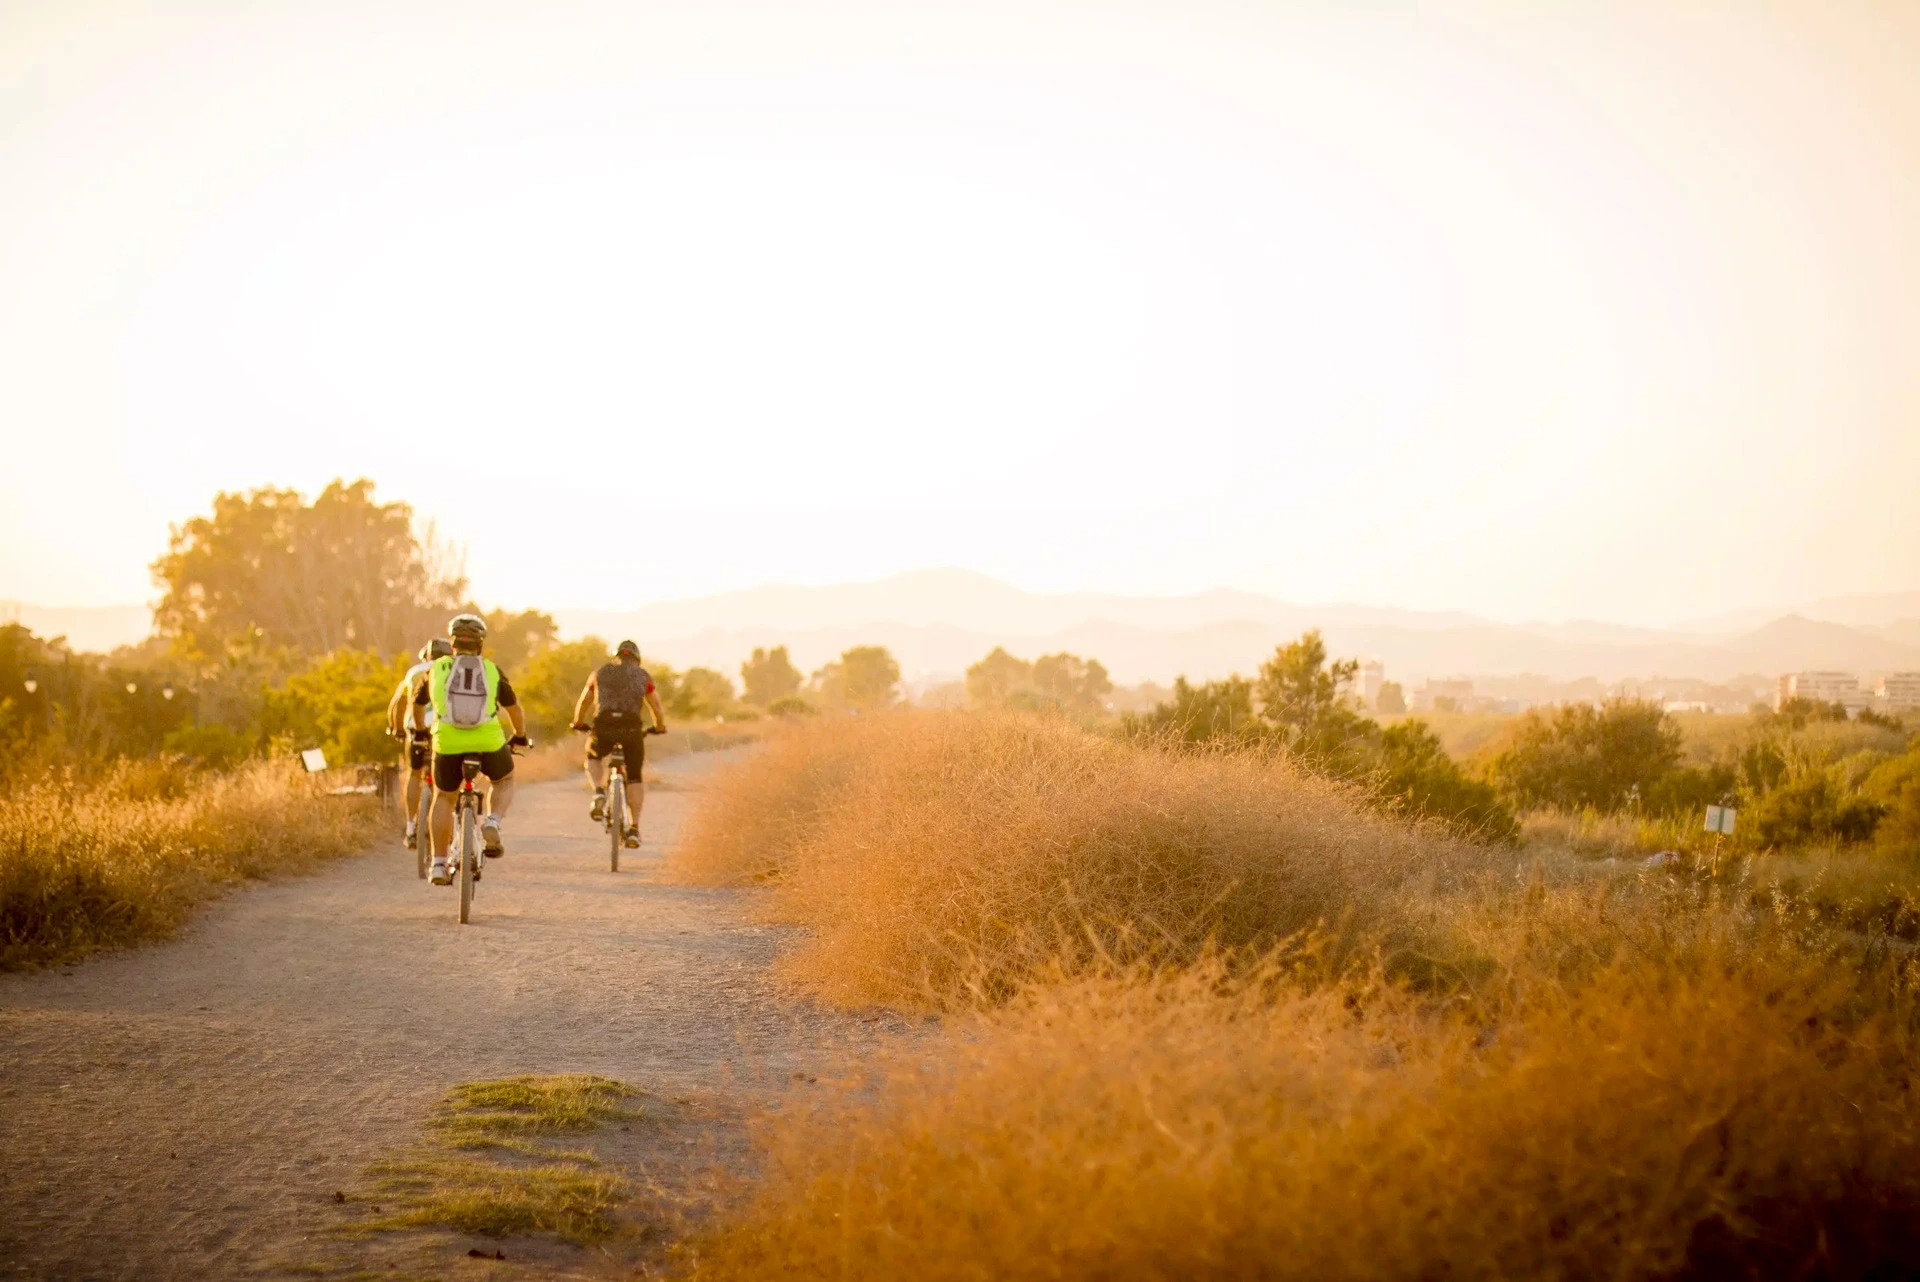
[686,916,1920,1281]
[674,710,1920,1280]
[669,712,1503,1008]
[0,759,382,968]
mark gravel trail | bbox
[0,752,841,1280]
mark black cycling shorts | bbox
[432,745,515,793]
[406,737,431,771]
[587,720,646,775]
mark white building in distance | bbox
[1776,671,1864,712]
[1879,673,1920,712]
[1351,658,1384,710]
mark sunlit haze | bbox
[4,0,1917,627]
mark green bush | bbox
[256,648,407,766]
[1372,721,1517,842]
[1745,770,1885,849]
[1488,700,1681,812]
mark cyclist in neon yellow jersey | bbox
[409,612,529,886]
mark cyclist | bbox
[569,639,668,844]
[387,637,451,850]
[411,613,529,885]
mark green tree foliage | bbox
[1130,633,1516,840]
[669,667,737,719]
[1488,700,1682,812]
[740,646,803,707]
[1032,653,1114,712]
[1864,749,1920,856]
[517,637,610,739]
[1376,681,1406,715]
[482,608,559,672]
[1129,676,1260,744]
[967,648,1113,713]
[152,479,465,661]
[1255,630,1358,735]
[1745,771,1886,848]
[813,646,900,711]
[1374,721,1518,842]
[256,649,408,766]
[967,647,1033,709]
[1253,630,1373,765]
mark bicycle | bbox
[441,736,531,924]
[574,722,666,872]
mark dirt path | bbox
[0,752,854,1281]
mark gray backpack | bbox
[444,655,492,729]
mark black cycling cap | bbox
[615,639,640,657]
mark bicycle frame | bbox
[603,745,627,872]
[454,757,484,923]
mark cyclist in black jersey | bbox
[570,640,669,842]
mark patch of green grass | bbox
[348,1075,644,1247]
[363,1153,629,1241]
[430,1074,637,1148]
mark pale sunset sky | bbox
[2,0,1916,626]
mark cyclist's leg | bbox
[625,731,647,836]
[401,748,421,820]
[428,753,461,859]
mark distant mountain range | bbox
[552,570,1920,687]
[11,571,1920,688]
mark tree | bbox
[740,646,803,707]
[1376,681,1406,715]
[814,646,899,710]
[483,608,558,672]
[1032,653,1113,712]
[1255,630,1369,763]
[1128,676,1260,744]
[669,667,737,719]
[153,479,464,661]
[966,647,1033,709]
[1488,699,1683,812]
[517,637,608,739]
[1373,721,1517,841]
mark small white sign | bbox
[1704,805,1737,835]
[300,748,329,774]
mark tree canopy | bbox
[152,479,464,662]
[741,646,803,707]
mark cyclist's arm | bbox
[412,680,431,730]
[387,681,411,736]
[646,688,667,731]
[571,674,597,726]
[497,672,527,739]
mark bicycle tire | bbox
[608,776,624,873]
[415,787,432,880]
[458,803,476,924]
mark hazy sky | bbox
[3,0,1916,626]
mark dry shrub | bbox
[0,760,381,967]
[686,927,1920,1281]
[670,712,1498,1008]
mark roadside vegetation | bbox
[673,709,1920,1281]
[0,758,381,968]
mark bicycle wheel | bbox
[415,787,432,880]
[458,803,476,924]
[608,776,624,873]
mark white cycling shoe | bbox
[481,815,504,858]
[428,857,452,886]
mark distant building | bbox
[1879,673,1920,712]
[1411,678,1473,713]
[1351,659,1384,711]
[1776,671,1863,712]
